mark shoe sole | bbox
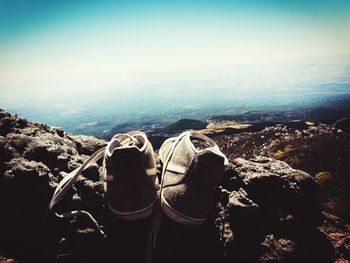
[160,191,206,225]
[108,197,157,220]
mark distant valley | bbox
[102,104,350,149]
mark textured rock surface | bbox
[0,109,348,262]
[215,157,334,263]
[0,109,107,262]
[216,121,350,262]
[0,255,17,263]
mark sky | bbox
[0,0,350,106]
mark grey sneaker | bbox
[159,131,228,225]
[103,131,158,220]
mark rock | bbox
[3,157,55,185]
[0,255,17,263]
[232,157,288,207]
[232,157,321,214]
[0,110,28,136]
[259,235,297,263]
[0,158,57,262]
[227,188,260,236]
[0,109,109,262]
[68,135,107,155]
[215,156,329,262]
[81,163,101,181]
[6,132,78,174]
[0,137,15,172]
[61,227,105,263]
[0,116,15,136]
[52,127,65,138]
[7,134,33,154]
[73,177,105,216]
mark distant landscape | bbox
[2,96,350,150]
[1,55,350,144]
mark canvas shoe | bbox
[48,131,158,236]
[158,131,228,225]
[102,131,158,220]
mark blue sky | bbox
[0,0,350,105]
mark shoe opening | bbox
[190,136,213,151]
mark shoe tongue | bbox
[120,136,143,149]
[109,146,141,170]
[190,136,212,151]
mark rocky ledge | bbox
[0,109,349,263]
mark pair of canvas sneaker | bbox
[49,130,228,236]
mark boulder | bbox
[214,156,332,262]
[68,135,107,156]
